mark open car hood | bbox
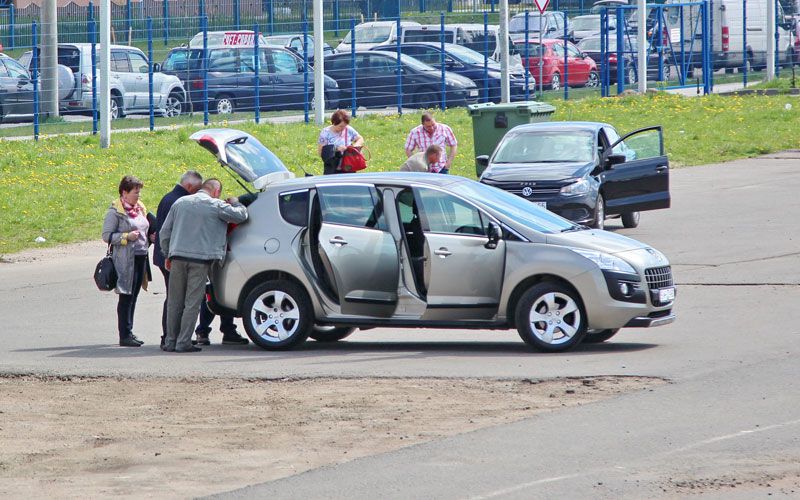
[190,129,294,190]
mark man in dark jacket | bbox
[153,171,203,346]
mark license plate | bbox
[469,90,479,97]
[658,287,675,303]
[533,201,547,209]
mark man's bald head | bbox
[201,178,222,198]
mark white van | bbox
[400,23,522,65]
[664,0,795,72]
[337,21,421,53]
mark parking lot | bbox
[1,151,799,497]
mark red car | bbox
[513,38,599,90]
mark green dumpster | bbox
[467,101,556,177]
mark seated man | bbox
[400,144,442,173]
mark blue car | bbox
[371,42,535,103]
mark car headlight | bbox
[571,248,637,274]
[560,178,591,196]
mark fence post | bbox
[564,10,569,99]
[600,10,607,97]
[679,5,685,85]
[351,18,357,116]
[254,23,261,124]
[334,0,340,36]
[9,3,14,50]
[447,0,453,13]
[396,14,403,114]
[90,18,98,135]
[202,16,209,126]
[126,0,132,38]
[148,17,154,131]
[420,0,425,13]
[743,0,747,87]
[491,0,495,14]
[162,0,168,46]
[267,0,274,35]
[438,12,445,109]
[657,5,664,81]
[524,11,530,100]
[33,22,39,141]
[709,0,714,90]
[616,6,624,94]
[303,20,309,123]
[234,0,240,30]
[704,1,711,94]
[775,0,780,77]
[483,11,489,102]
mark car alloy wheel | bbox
[215,96,234,114]
[592,194,605,230]
[626,67,636,84]
[242,280,312,350]
[586,71,599,88]
[515,282,586,352]
[550,73,561,91]
[109,97,120,120]
[165,93,184,117]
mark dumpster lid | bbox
[467,100,556,116]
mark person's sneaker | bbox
[119,337,141,347]
[175,346,202,353]
[194,332,211,346]
[131,335,144,345]
[221,332,249,345]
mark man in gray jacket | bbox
[159,179,248,353]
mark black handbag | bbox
[94,244,118,291]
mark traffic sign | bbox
[533,0,550,14]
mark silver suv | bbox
[191,129,676,352]
[19,43,186,119]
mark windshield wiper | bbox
[561,224,588,233]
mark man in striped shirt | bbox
[404,112,458,174]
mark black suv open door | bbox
[600,126,670,216]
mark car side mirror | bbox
[485,222,502,249]
[152,62,161,72]
[605,153,626,169]
[547,26,557,33]
[17,74,30,85]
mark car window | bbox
[0,60,10,78]
[417,188,487,236]
[279,190,309,227]
[128,52,149,74]
[3,57,29,78]
[111,51,131,72]
[318,185,386,230]
[603,126,626,155]
[550,43,565,56]
[18,52,32,70]
[368,54,396,74]
[327,55,351,72]
[208,49,238,72]
[239,48,270,72]
[514,42,544,58]
[271,49,300,74]
[566,43,582,57]
[163,50,188,71]
[618,129,663,160]
[463,32,496,56]
[289,37,304,51]
[411,46,441,65]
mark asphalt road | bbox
[2,153,799,498]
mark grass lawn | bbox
[2,92,799,255]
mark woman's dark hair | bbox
[118,175,144,195]
[330,109,350,126]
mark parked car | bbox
[0,53,34,122]
[337,21,421,53]
[478,121,671,230]
[19,44,186,119]
[568,14,616,43]
[324,50,479,108]
[263,34,336,62]
[371,42,535,102]
[160,31,340,114]
[189,128,676,352]
[509,12,568,37]
[578,35,669,83]
[514,38,599,90]
[400,23,520,62]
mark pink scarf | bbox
[121,198,142,218]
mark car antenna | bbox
[218,161,255,195]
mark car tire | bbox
[242,280,313,350]
[621,211,640,228]
[309,325,356,343]
[515,281,587,352]
[164,92,184,117]
[550,72,561,91]
[626,66,637,84]
[412,86,436,108]
[585,71,599,88]
[583,328,620,343]
[591,194,605,230]
[110,95,123,120]
[215,94,235,114]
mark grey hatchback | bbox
[192,129,676,352]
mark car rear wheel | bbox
[309,325,356,342]
[591,195,605,229]
[242,280,312,350]
[550,72,561,91]
[515,282,587,352]
[585,71,599,88]
[164,92,184,117]
[626,66,637,84]
[411,86,436,108]
[583,329,620,343]
[215,94,235,114]
[621,211,640,228]
[110,95,123,120]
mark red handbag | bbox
[339,146,369,173]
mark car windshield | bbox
[224,136,290,183]
[447,44,486,64]
[509,15,545,33]
[578,37,632,51]
[513,42,545,57]
[265,36,292,46]
[399,53,437,71]
[455,180,577,234]
[493,131,595,163]
[571,16,600,31]
[344,26,393,44]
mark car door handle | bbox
[655,165,668,173]
[434,248,452,258]
[329,237,348,246]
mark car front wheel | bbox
[591,194,605,229]
[550,72,561,91]
[515,282,587,352]
[621,211,640,228]
[585,71,599,88]
[242,280,312,350]
[164,92,184,117]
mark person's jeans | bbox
[165,259,211,351]
[117,254,147,341]
[158,266,169,343]
[438,168,449,174]
[196,296,237,337]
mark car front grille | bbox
[645,266,674,306]
[487,181,562,197]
